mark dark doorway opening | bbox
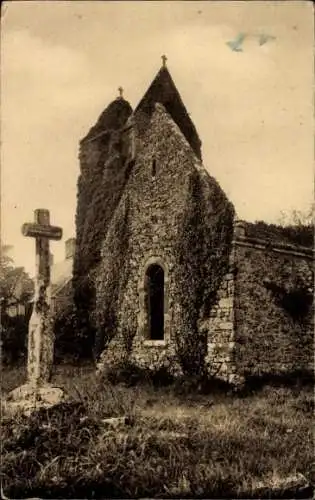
[145,264,164,340]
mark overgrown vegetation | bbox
[244,220,313,248]
[263,280,313,324]
[0,244,34,364]
[53,300,84,362]
[1,364,313,499]
[174,171,234,377]
[94,197,133,358]
[1,314,29,365]
[73,99,133,356]
[234,234,313,377]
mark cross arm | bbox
[22,223,62,240]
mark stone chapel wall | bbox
[95,103,198,372]
[95,102,234,377]
[206,261,237,383]
[233,239,314,379]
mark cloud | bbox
[2,28,85,79]
[1,3,313,275]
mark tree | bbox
[277,204,314,227]
[0,244,33,308]
[247,205,314,249]
[0,244,34,364]
[276,205,314,248]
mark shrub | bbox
[244,220,313,248]
[52,280,98,362]
[1,314,28,365]
[99,359,174,388]
[53,302,95,362]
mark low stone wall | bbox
[234,237,314,379]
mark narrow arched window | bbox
[144,264,164,340]
[152,159,157,179]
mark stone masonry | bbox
[75,62,314,385]
[94,101,206,377]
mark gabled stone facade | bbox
[73,62,314,384]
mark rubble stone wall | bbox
[233,240,314,379]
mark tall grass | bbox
[1,363,313,498]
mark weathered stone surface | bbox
[101,416,130,428]
[3,383,66,417]
[253,472,311,498]
[73,63,314,386]
[7,210,65,418]
[234,242,314,378]
[94,101,218,375]
[27,312,55,383]
[22,209,62,384]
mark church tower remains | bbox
[73,58,239,381]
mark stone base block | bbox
[3,383,67,417]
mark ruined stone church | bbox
[72,60,313,384]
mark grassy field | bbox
[1,362,314,499]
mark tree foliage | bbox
[0,244,34,307]
[244,205,314,248]
[0,244,34,364]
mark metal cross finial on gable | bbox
[118,86,124,99]
[161,54,167,67]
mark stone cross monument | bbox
[4,209,65,416]
[22,209,62,384]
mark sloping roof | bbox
[51,258,73,296]
[135,65,202,159]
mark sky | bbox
[1,0,314,276]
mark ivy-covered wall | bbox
[73,99,133,354]
[173,169,234,377]
[73,80,314,383]
[234,241,314,378]
[96,103,235,377]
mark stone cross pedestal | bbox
[4,209,66,415]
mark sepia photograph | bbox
[1,1,314,498]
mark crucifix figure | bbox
[22,209,62,385]
[162,54,167,67]
[118,86,124,99]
